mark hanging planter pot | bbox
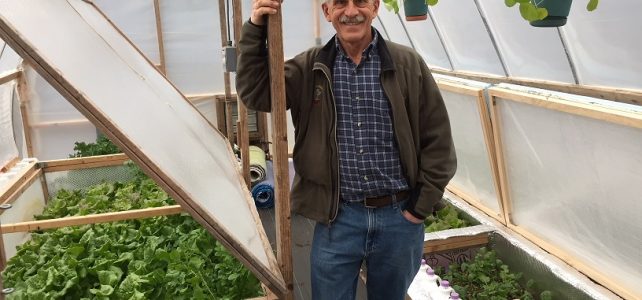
[404,0,428,21]
[530,0,573,27]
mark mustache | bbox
[339,15,366,23]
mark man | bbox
[237,0,456,299]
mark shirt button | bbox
[357,122,361,127]
[355,97,360,101]
[364,176,368,181]
[359,149,364,154]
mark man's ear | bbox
[322,2,332,22]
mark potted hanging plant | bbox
[382,0,599,26]
[506,0,600,27]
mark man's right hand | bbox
[251,0,282,26]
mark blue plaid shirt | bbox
[333,31,409,202]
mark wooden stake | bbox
[217,0,235,141]
[233,0,250,187]
[1,205,183,233]
[40,153,129,172]
[153,0,166,75]
[268,8,294,300]
[15,67,33,157]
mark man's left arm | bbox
[406,59,457,220]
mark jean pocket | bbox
[395,201,423,226]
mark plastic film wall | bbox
[438,81,501,216]
[0,82,17,166]
[0,178,45,260]
[23,66,96,160]
[492,90,642,298]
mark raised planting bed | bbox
[1,164,264,299]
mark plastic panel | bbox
[160,0,224,95]
[11,84,25,158]
[0,82,17,166]
[0,178,45,260]
[495,96,642,298]
[428,1,504,75]
[476,1,574,83]
[563,0,642,89]
[0,40,21,72]
[441,89,500,213]
[399,6,451,69]
[31,121,97,161]
[376,7,412,47]
[93,0,160,64]
[0,0,280,289]
[24,66,87,124]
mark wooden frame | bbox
[431,68,642,106]
[423,232,489,254]
[487,86,642,300]
[0,2,286,295]
[436,80,506,225]
[152,0,166,75]
[0,69,19,85]
[15,67,33,157]
[40,153,128,172]
[0,160,38,205]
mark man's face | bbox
[322,0,380,45]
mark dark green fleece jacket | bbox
[236,21,456,224]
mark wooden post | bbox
[217,0,235,141]
[15,67,33,157]
[233,0,250,187]
[267,8,294,300]
[153,0,166,75]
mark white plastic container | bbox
[430,280,454,300]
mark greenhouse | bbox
[0,0,640,299]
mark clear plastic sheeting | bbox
[93,0,160,64]
[0,178,45,260]
[0,82,17,166]
[445,192,623,300]
[160,0,223,95]
[0,0,283,291]
[0,39,21,72]
[10,83,25,158]
[440,87,502,215]
[376,7,412,48]
[494,93,642,298]
[563,0,642,89]
[428,1,504,75]
[23,66,96,160]
[475,1,575,83]
[399,8,451,70]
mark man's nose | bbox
[343,1,359,16]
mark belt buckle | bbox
[363,198,377,209]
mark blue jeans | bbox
[310,198,424,300]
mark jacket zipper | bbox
[317,65,340,224]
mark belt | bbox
[362,190,409,208]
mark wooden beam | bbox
[16,67,34,157]
[0,168,42,212]
[1,157,19,173]
[423,233,489,254]
[40,153,129,172]
[0,69,19,85]
[30,118,90,128]
[446,184,504,224]
[233,0,250,187]
[153,0,166,75]
[489,87,642,129]
[217,0,235,142]
[0,161,38,205]
[267,8,294,300]
[1,205,183,233]
[431,68,642,107]
[487,92,514,225]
